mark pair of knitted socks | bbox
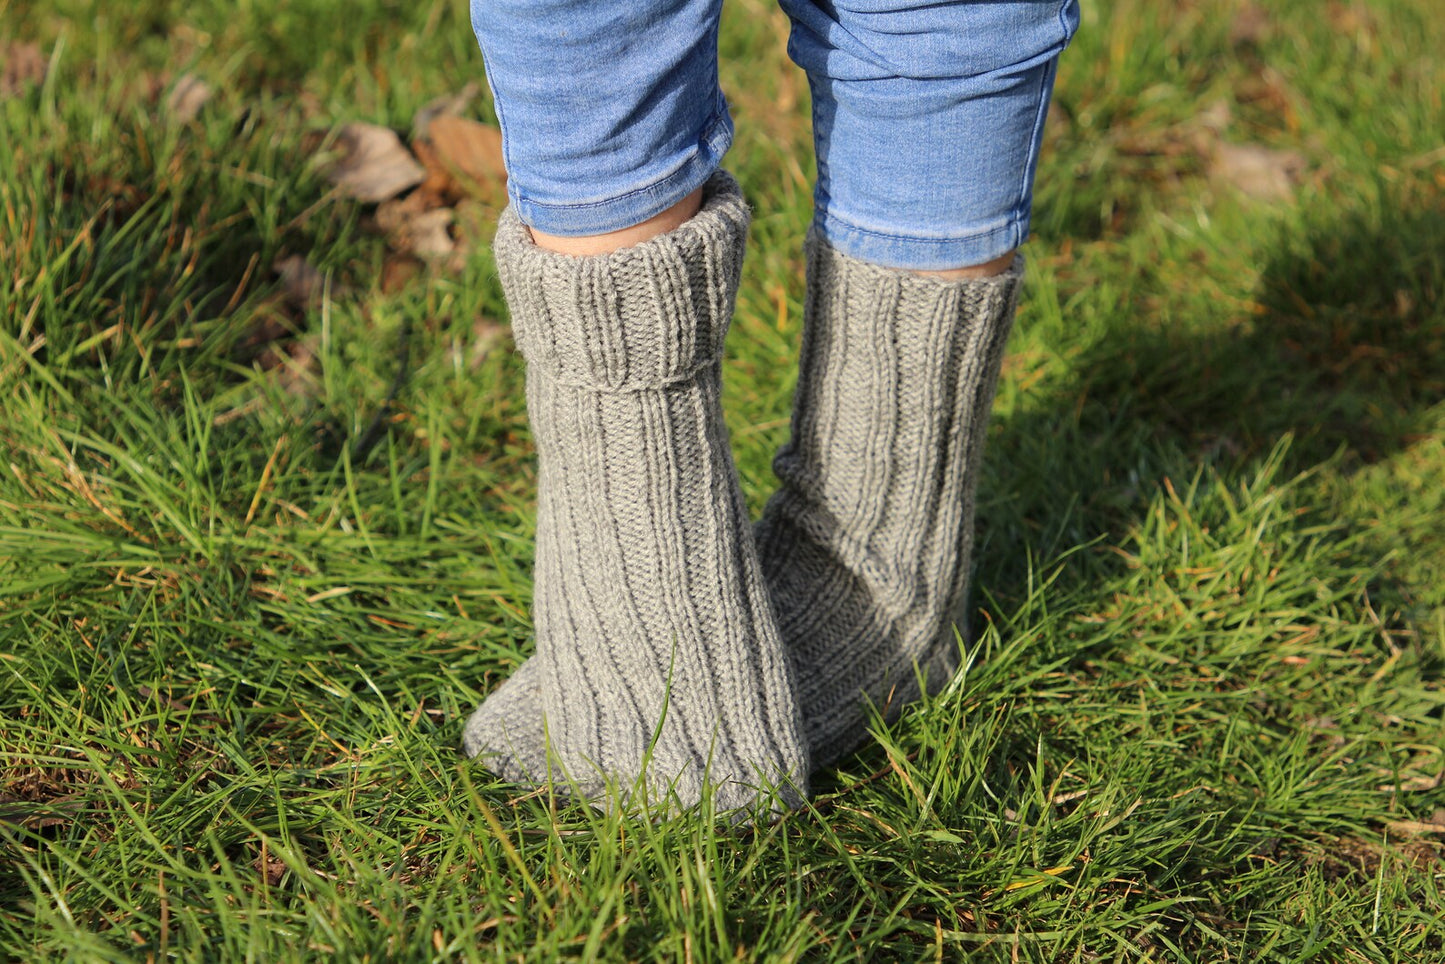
[461,173,1022,816]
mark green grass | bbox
[3,0,1444,958]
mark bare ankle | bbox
[527,187,705,256]
[910,249,1016,281]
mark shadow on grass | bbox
[978,199,1445,597]
[1086,203,1442,465]
[925,198,1445,855]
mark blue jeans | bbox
[471,0,1079,270]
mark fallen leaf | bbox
[257,853,288,886]
[406,208,456,260]
[1386,817,1445,838]
[1228,1,1273,47]
[423,115,507,202]
[412,82,482,140]
[326,122,426,203]
[2,42,46,97]
[165,73,212,123]
[273,254,326,310]
[374,188,434,232]
[1377,772,1442,793]
[412,138,461,199]
[375,189,457,260]
[1209,142,1306,202]
[382,254,423,294]
[1327,1,1377,37]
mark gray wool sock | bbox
[462,172,810,815]
[755,233,1023,767]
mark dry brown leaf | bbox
[165,74,212,123]
[1228,1,1273,47]
[1377,772,1443,793]
[1327,1,1378,37]
[382,255,423,294]
[1386,816,1445,838]
[406,208,456,260]
[374,186,442,230]
[424,116,507,202]
[412,82,482,140]
[412,138,460,199]
[375,189,457,260]
[273,254,326,310]
[257,853,289,886]
[2,42,46,97]
[1209,142,1306,202]
[327,123,426,203]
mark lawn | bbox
[2,0,1443,959]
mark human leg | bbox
[528,188,704,256]
[780,0,1079,272]
[763,0,1079,765]
[470,0,734,237]
[758,238,1025,767]
[462,0,810,813]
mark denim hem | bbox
[813,209,1029,272]
[510,107,735,237]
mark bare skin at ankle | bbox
[912,249,1016,280]
[529,188,704,256]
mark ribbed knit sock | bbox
[755,233,1023,768]
[462,173,810,815]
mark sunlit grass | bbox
[2,0,1443,959]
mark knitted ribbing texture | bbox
[755,233,1022,767]
[462,173,810,816]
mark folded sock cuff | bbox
[494,171,751,392]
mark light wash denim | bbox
[471,0,1079,270]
